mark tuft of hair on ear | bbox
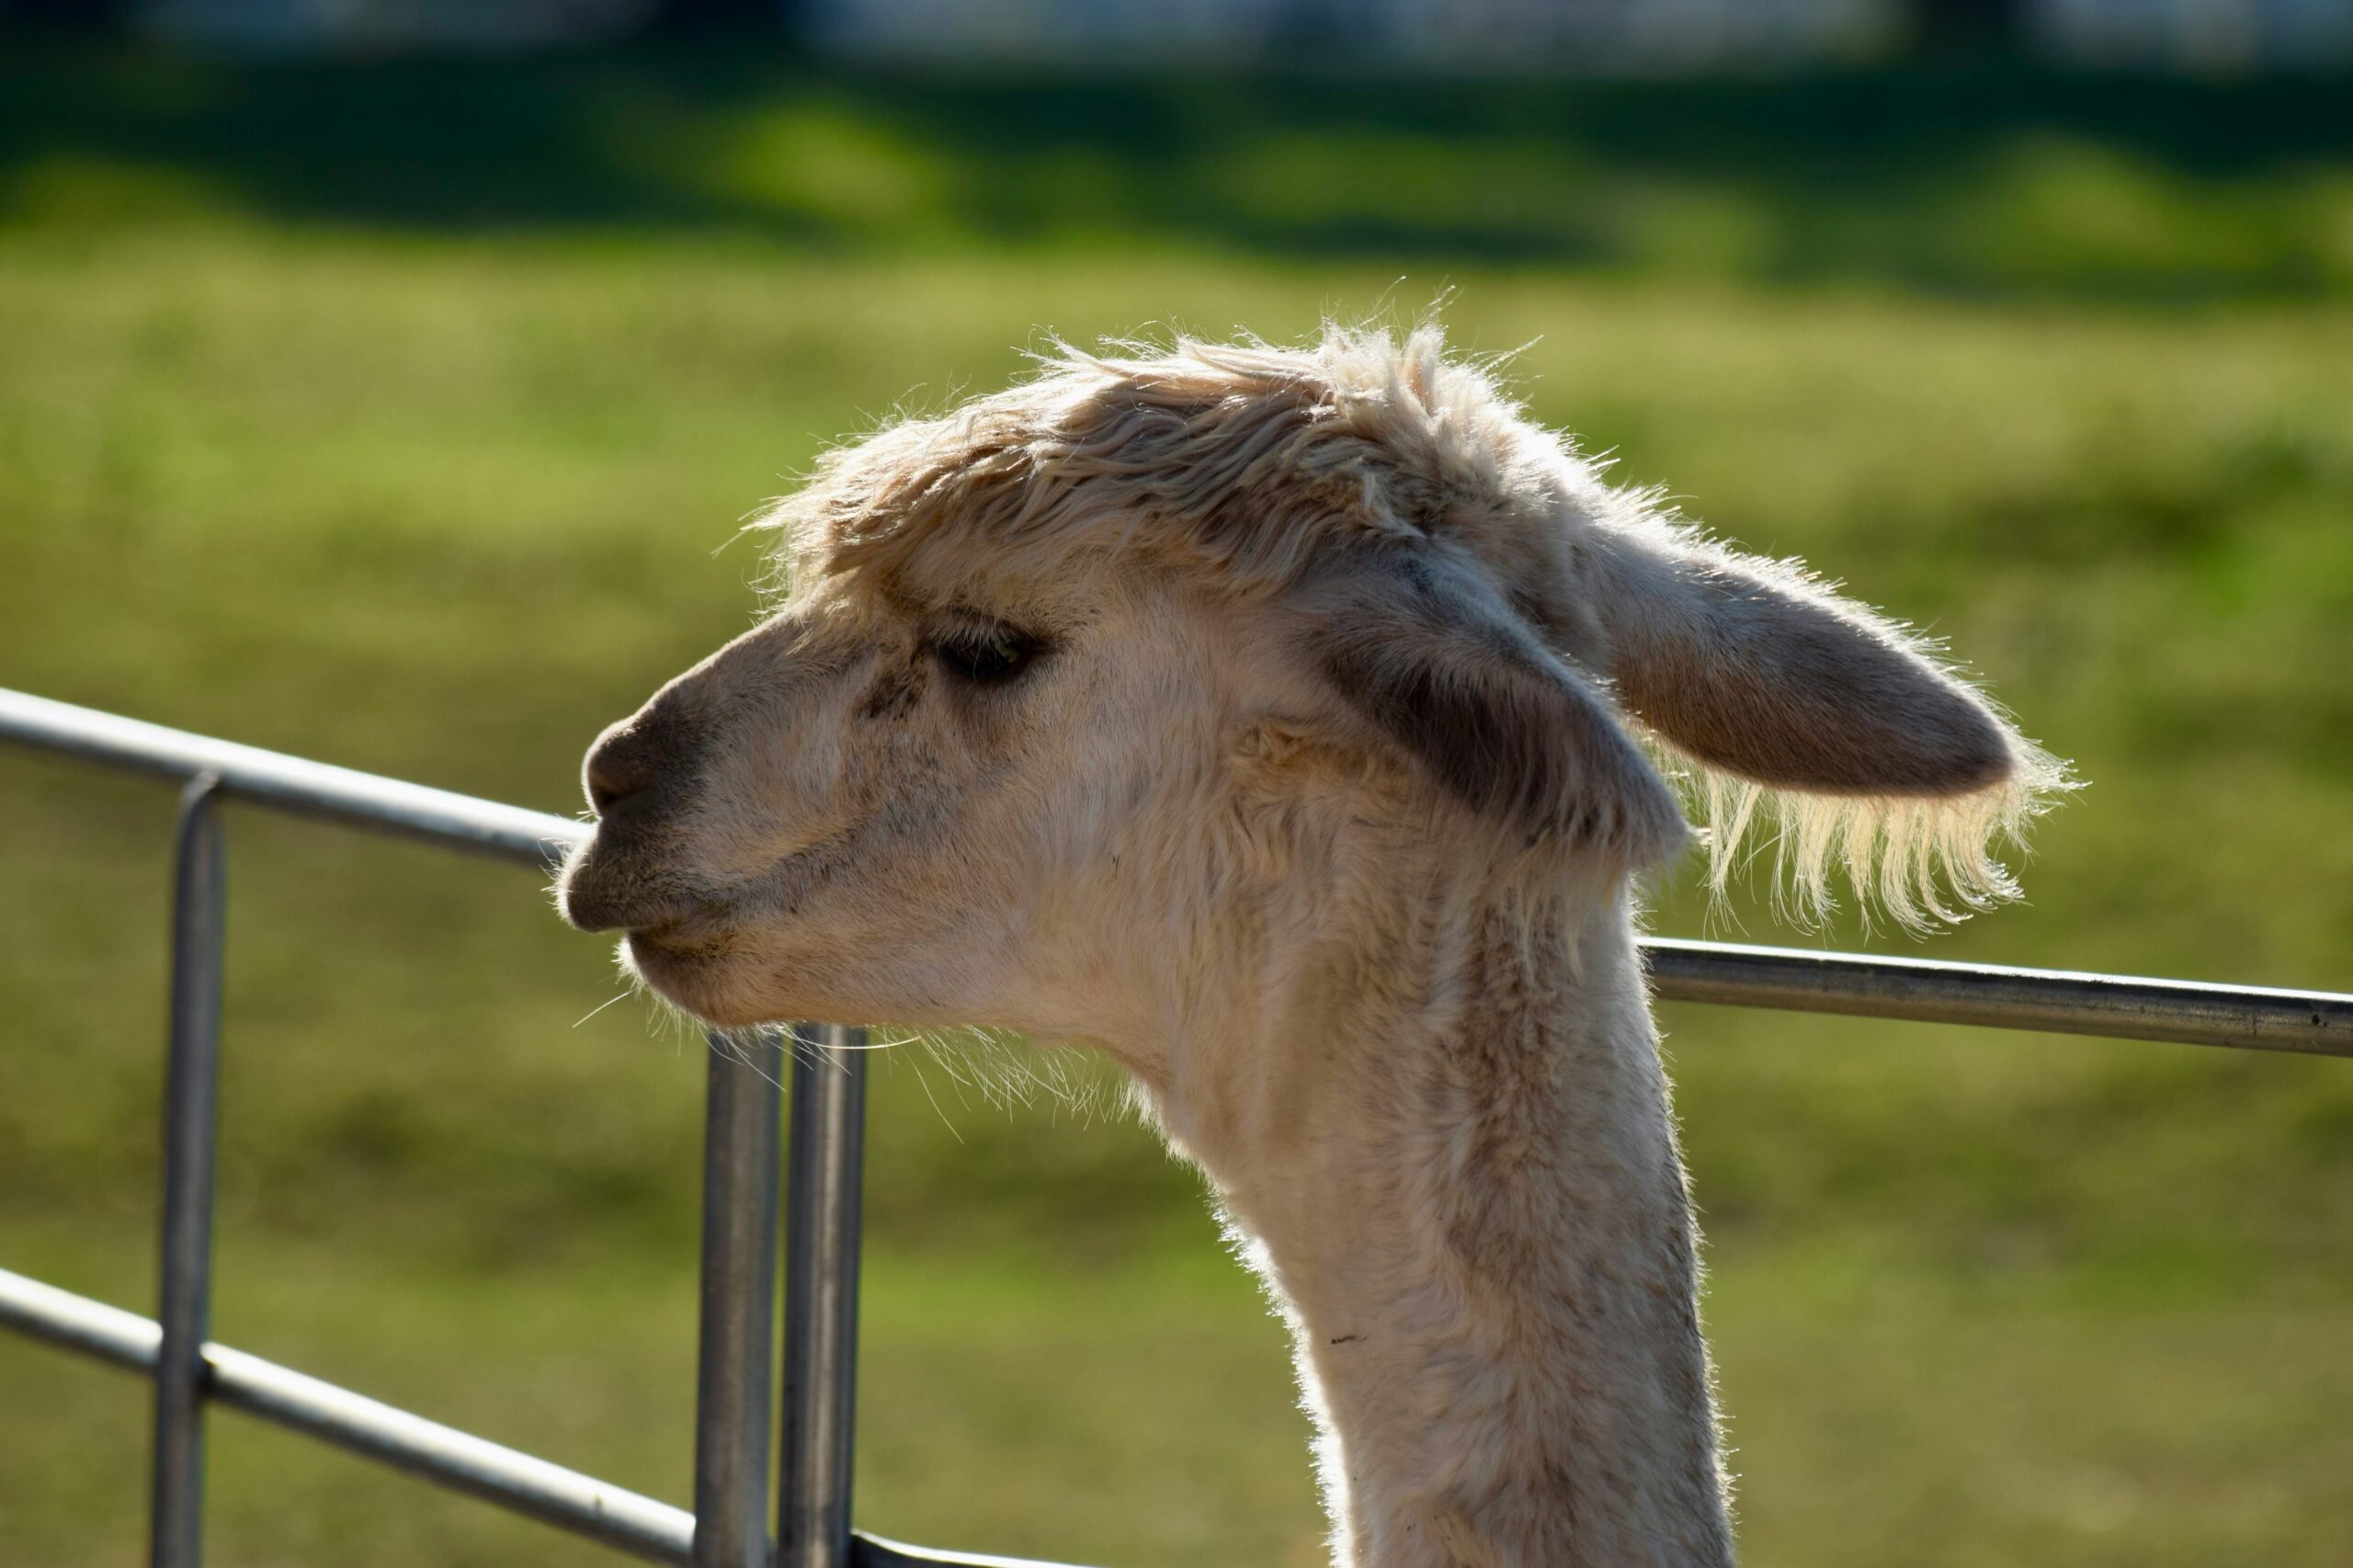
[1592,516,2078,935]
[1659,729,2074,935]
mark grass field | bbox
[2,44,2350,1568]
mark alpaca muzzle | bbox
[558,801,709,935]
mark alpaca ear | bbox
[1301,548,1689,869]
[1593,528,2020,797]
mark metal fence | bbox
[2,685,2347,1568]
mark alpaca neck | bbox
[1158,881,1733,1568]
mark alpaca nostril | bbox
[584,721,662,818]
[585,762,630,816]
[585,687,700,820]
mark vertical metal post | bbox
[692,1028,783,1568]
[151,776,226,1568]
[779,1024,869,1568]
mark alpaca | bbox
[559,326,2063,1567]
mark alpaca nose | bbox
[583,701,689,818]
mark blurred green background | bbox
[4,37,2351,1568]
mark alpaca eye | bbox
[934,623,1042,686]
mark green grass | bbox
[2,44,2350,1568]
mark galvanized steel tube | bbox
[0,1267,160,1368]
[0,688,580,869]
[0,1269,698,1565]
[692,1031,784,1568]
[0,1267,1084,1568]
[780,1025,870,1568]
[852,1533,1097,1568]
[1645,938,2353,1058]
[151,776,226,1568]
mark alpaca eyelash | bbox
[932,622,1045,686]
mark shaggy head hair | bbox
[758,324,2065,930]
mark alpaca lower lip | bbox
[625,911,736,959]
[625,922,695,954]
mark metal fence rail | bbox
[1,685,2347,1568]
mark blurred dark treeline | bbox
[8,0,2352,71]
[4,40,2345,307]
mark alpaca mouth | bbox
[624,919,730,961]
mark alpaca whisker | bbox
[902,1048,964,1144]
[704,1028,787,1094]
[571,991,634,1029]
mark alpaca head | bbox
[559,327,2062,1052]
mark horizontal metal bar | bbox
[855,1534,1099,1568]
[1646,938,2353,1057]
[1,1265,158,1367]
[0,689,581,869]
[4,687,2346,1056]
[0,1268,695,1565]
[1,1270,1099,1568]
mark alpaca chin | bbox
[618,927,751,1026]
